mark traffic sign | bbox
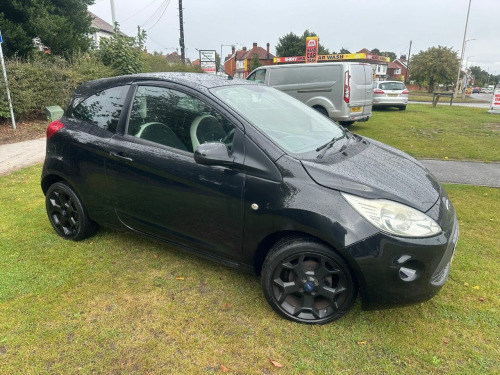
[0,31,3,43]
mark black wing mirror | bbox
[194,142,233,166]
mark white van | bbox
[247,62,373,125]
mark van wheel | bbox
[46,182,97,241]
[261,238,357,324]
[338,121,354,126]
[313,106,328,117]
[399,106,407,111]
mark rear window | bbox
[72,85,129,133]
[379,82,406,91]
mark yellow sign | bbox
[306,37,319,64]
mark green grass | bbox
[408,91,488,104]
[1,166,499,374]
[352,104,500,162]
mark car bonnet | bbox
[300,137,441,212]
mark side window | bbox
[72,85,129,133]
[248,69,266,83]
[128,86,236,153]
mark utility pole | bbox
[110,0,117,26]
[178,0,185,64]
[406,40,412,84]
[454,0,472,98]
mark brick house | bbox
[387,57,408,81]
[224,43,275,78]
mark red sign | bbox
[306,37,319,64]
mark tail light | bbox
[402,89,409,94]
[344,71,350,103]
[374,89,385,94]
[47,120,64,139]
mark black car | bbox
[42,73,458,324]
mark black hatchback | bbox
[41,73,458,324]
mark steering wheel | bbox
[221,128,235,146]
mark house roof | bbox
[90,12,128,36]
[388,61,400,69]
[241,46,275,60]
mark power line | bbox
[122,0,161,22]
[147,0,171,30]
[141,0,170,29]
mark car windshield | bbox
[379,82,406,91]
[211,85,344,156]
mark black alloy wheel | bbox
[45,182,97,241]
[262,238,357,324]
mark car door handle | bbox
[109,152,133,162]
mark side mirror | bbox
[194,142,233,166]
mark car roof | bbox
[69,72,255,112]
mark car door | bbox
[105,83,245,262]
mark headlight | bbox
[342,193,442,238]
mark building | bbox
[224,43,275,78]
[387,57,408,81]
[90,12,127,47]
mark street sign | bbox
[0,31,3,43]
[199,50,217,74]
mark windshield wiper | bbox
[316,135,345,159]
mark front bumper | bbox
[344,208,459,310]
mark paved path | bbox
[0,138,46,176]
[420,159,500,188]
[0,138,499,187]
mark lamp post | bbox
[454,0,473,98]
[462,56,475,98]
[465,55,474,71]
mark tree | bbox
[469,65,489,87]
[370,48,396,61]
[249,54,262,72]
[0,0,94,58]
[340,47,351,54]
[410,46,459,92]
[275,30,329,57]
[98,24,146,75]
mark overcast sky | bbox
[89,0,500,74]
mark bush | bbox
[0,53,115,120]
[144,54,204,73]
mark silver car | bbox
[373,81,408,110]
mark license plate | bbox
[350,107,362,112]
[387,94,399,97]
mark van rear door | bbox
[348,63,373,116]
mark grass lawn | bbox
[408,91,488,104]
[351,104,500,162]
[1,165,499,374]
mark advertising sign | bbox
[275,53,391,64]
[305,37,319,64]
[488,86,500,114]
[199,50,217,74]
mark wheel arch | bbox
[253,230,360,287]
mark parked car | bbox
[372,81,409,110]
[42,73,458,324]
[480,87,488,93]
[247,62,373,126]
[472,86,481,93]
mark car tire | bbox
[45,182,97,241]
[261,237,357,324]
[399,106,407,111]
[338,121,355,126]
[313,106,329,117]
